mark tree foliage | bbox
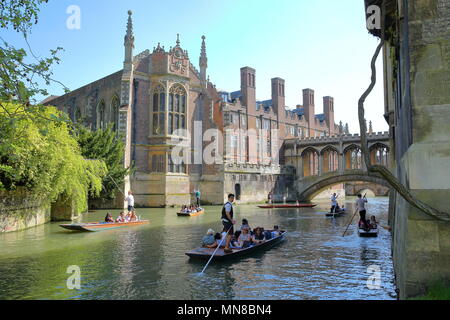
[0,0,68,119]
[0,103,107,212]
[75,124,132,199]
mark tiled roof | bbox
[315,114,325,122]
[230,91,241,100]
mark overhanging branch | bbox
[358,40,450,222]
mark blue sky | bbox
[1,0,386,132]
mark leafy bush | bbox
[0,103,107,212]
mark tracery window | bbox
[152,84,166,136]
[111,95,120,131]
[97,100,106,130]
[168,84,187,136]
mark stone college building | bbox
[44,11,347,207]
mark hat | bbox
[207,229,215,235]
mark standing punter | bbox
[356,194,369,231]
[331,193,339,213]
[195,189,201,207]
[125,190,135,214]
[222,194,236,254]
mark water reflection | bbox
[0,197,396,300]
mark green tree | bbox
[0,103,107,212]
[75,124,132,200]
[0,0,68,121]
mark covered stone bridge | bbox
[281,132,391,201]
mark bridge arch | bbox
[297,172,390,201]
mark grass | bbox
[409,283,450,300]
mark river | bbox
[0,197,396,300]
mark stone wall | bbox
[379,0,450,299]
[0,189,51,233]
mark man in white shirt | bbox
[356,194,369,230]
[125,190,135,213]
[330,193,339,213]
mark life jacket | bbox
[221,202,234,222]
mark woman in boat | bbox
[116,212,125,223]
[252,227,266,245]
[237,227,252,248]
[231,231,241,248]
[240,219,251,232]
[202,229,216,247]
[124,212,132,223]
[130,211,138,222]
[105,213,114,223]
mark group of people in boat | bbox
[331,193,378,231]
[330,193,346,213]
[180,204,203,214]
[103,190,139,223]
[199,193,283,254]
[201,218,282,250]
[104,211,139,223]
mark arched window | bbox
[111,96,120,131]
[168,84,187,136]
[152,84,166,136]
[371,145,389,166]
[345,147,362,170]
[322,147,339,173]
[97,100,106,130]
[303,149,319,177]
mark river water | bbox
[0,197,396,300]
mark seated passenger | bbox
[105,213,114,223]
[202,229,216,247]
[271,226,281,238]
[370,216,378,229]
[124,212,132,223]
[130,211,138,222]
[205,233,223,249]
[237,227,252,248]
[116,212,125,223]
[229,231,241,249]
[252,227,266,245]
[240,219,251,231]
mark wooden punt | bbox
[325,209,346,217]
[258,204,317,209]
[185,230,286,261]
[59,220,149,232]
[177,210,205,217]
[358,227,379,237]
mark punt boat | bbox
[358,227,379,237]
[177,210,205,217]
[258,204,317,209]
[185,230,286,261]
[325,209,346,217]
[60,220,149,232]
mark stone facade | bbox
[365,0,450,298]
[44,11,350,207]
[0,189,51,233]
